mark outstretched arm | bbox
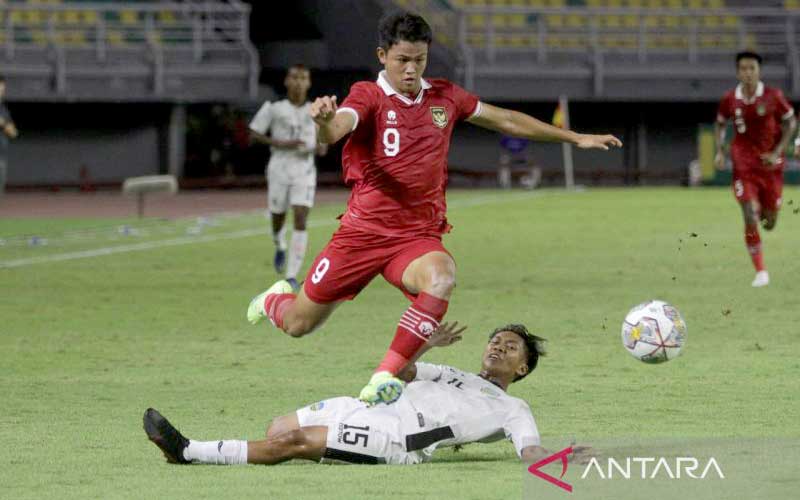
[467,103,622,150]
[395,322,467,383]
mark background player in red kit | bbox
[715,51,797,287]
[248,12,622,403]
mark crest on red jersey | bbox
[430,106,448,128]
[756,104,766,116]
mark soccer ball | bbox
[621,300,687,363]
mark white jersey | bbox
[249,99,317,185]
[395,362,541,458]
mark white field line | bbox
[0,189,580,269]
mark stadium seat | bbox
[786,0,800,9]
[469,14,486,29]
[120,10,140,26]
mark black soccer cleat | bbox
[143,408,190,464]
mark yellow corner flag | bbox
[552,102,565,129]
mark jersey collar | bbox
[377,70,431,105]
[735,81,764,104]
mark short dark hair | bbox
[378,11,432,50]
[287,64,309,74]
[736,50,762,66]
[0,75,5,83]
[488,324,547,382]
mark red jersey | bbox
[336,71,480,236]
[717,82,794,172]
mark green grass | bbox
[1,188,799,499]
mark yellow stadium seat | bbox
[508,14,525,28]
[157,11,177,25]
[666,0,682,8]
[62,10,80,25]
[108,30,126,46]
[702,16,720,28]
[708,0,724,7]
[469,14,486,29]
[687,0,703,9]
[663,15,680,29]
[626,0,643,7]
[546,14,564,28]
[30,29,47,45]
[623,14,639,28]
[492,15,507,28]
[786,0,800,9]
[602,15,622,28]
[120,10,139,25]
[723,15,739,28]
[607,0,623,7]
[82,11,98,25]
[644,15,659,28]
[645,0,663,8]
[28,11,46,25]
[565,14,587,28]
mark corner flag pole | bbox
[559,95,575,189]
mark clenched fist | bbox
[310,95,338,125]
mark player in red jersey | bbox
[715,51,797,287]
[247,12,622,403]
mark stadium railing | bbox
[393,0,800,100]
[0,0,258,101]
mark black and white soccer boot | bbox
[143,408,190,464]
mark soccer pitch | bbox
[2,187,799,499]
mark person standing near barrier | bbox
[0,76,19,200]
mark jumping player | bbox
[715,51,797,287]
[250,65,324,288]
[144,322,593,466]
[247,12,622,404]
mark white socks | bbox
[183,439,248,465]
[272,224,287,251]
[286,230,308,280]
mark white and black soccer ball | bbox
[621,300,687,363]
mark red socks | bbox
[376,292,449,375]
[745,223,765,272]
[264,293,295,329]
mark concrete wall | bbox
[5,103,169,186]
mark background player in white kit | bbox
[249,65,324,289]
[144,322,592,466]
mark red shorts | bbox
[303,225,451,304]
[731,168,783,212]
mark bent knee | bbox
[427,271,456,295]
[280,429,311,448]
[266,415,295,439]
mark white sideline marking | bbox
[0,189,579,269]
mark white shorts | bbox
[296,397,425,465]
[267,181,315,213]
